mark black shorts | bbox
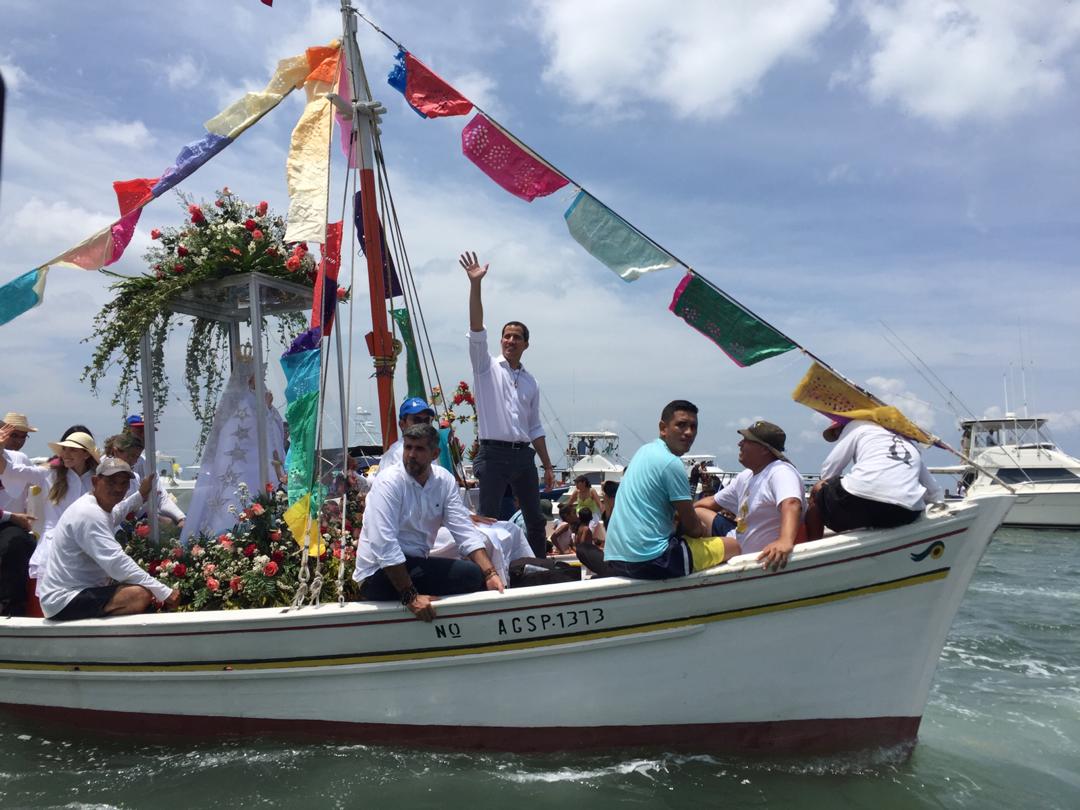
[814,478,922,533]
[51,584,120,621]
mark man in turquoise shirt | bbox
[603,400,732,579]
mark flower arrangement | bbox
[82,189,320,451]
[431,381,478,460]
[119,481,362,611]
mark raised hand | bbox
[459,251,488,283]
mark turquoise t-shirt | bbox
[605,439,691,563]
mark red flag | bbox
[311,221,343,335]
[260,0,273,6]
[112,177,158,217]
[405,53,472,118]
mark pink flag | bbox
[106,209,143,266]
[461,114,568,202]
[335,52,357,168]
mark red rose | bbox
[150,228,162,239]
[230,247,242,256]
[206,576,220,592]
[135,524,151,539]
[336,287,347,300]
[263,561,279,577]
[171,546,184,559]
[172,562,187,577]
[177,245,189,257]
[229,576,243,593]
[148,560,162,575]
[251,503,265,516]
[173,263,185,274]
[268,530,282,542]
[271,549,284,562]
[285,256,301,271]
[244,218,257,231]
[155,271,164,279]
[214,199,224,208]
[217,533,229,543]
[265,247,278,258]
[239,510,250,521]
[265,483,274,493]
[126,512,136,521]
[256,201,269,216]
[251,229,264,241]
[243,543,257,558]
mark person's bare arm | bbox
[532,436,555,490]
[757,498,802,572]
[694,495,720,512]
[466,546,505,593]
[674,500,709,538]
[381,562,437,622]
[460,251,488,332]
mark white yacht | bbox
[949,416,1080,528]
[564,431,625,484]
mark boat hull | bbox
[998,487,1080,528]
[0,495,1012,753]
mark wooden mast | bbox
[340,0,397,449]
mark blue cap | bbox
[125,414,144,426]
[399,397,435,418]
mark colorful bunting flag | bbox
[334,50,358,167]
[311,221,343,336]
[391,308,425,399]
[280,328,323,553]
[669,272,797,367]
[353,190,403,298]
[791,362,936,445]
[564,190,676,282]
[386,50,472,119]
[113,178,158,216]
[106,208,143,266]
[0,268,49,326]
[461,114,569,202]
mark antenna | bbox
[1019,326,1029,418]
[1003,371,1010,414]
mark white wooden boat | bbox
[0,493,1011,753]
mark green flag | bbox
[391,307,425,399]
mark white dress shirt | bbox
[0,449,31,521]
[378,439,403,475]
[38,492,173,618]
[353,463,486,584]
[468,328,544,443]
[820,420,943,510]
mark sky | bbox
[2,0,1079,475]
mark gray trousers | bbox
[474,443,547,557]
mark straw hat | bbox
[2,412,37,432]
[47,432,101,464]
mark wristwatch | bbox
[400,586,419,606]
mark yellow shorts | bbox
[683,535,736,572]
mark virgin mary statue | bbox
[180,355,285,544]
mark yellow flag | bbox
[284,494,325,556]
[791,362,935,445]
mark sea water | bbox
[1,528,1076,809]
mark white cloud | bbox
[866,375,938,430]
[849,0,1080,125]
[165,54,203,90]
[449,70,501,117]
[0,54,28,95]
[532,0,837,119]
[88,120,155,149]
[0,197,113,252]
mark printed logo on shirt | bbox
[888,437,913,467]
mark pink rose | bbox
[251,229,264,241]
[256,201,269,217]
[263,561,279,577]
[214,199,224,208]
[229,576,243,593]
[135,524,151,539]
[203,563,217,575]
[285,256,301,272]
[171,546,184,560]
[206,576,220,592]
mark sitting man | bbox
[602,400,738,579]
[805,418,943,540]
[38,458,179,621]
[353,424,504,622]
[695,421,804,572]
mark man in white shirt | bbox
[353,424,504,622]
[695,421,805,571]
[38,458,179,621]
[0,412,38,615]
[806,419,943,540]
[461,251,555,558]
